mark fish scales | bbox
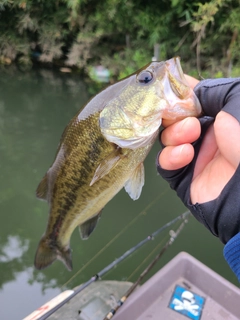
[34,57,202,271]
[35,111,153,271]
[48,114,142,239]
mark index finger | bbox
[161,117,201,146]
[184,74,200,89]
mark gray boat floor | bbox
[47,280,132,320]
[41,252,240,320]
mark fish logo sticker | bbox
[169,285,205,320]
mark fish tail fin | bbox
[34,236,73,271]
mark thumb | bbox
[214,111,240,169]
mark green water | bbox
[0,66,238,320]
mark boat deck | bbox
[25,252,240,320]
[114,252,240,320]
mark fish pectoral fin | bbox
[79,212,102,240]
[90,147,122,186]
[36,173,48,201]
[124,163,145,200]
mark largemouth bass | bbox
[34,57,201,271]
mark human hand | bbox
[159,74,240,203]
[158,75,240,280]
[159,112,240,203]
[157,75,240,244]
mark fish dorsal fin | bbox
[79,212,102,240]
[90,147,122,186]
[124,163,144,200]
[36,173,48,201]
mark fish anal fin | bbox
[79,212,102,240]
[34,236,72,271]
[124,163,145,200]
[36,173,48,201]
[90,148,122,186]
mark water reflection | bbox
[0,67,91,319]
[0,235,29,263]
[0,268,60,320]
[0,66,238,320]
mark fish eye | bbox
[137,70,154,85]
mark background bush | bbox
[0,0,240,79]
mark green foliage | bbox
[1,0,240,78]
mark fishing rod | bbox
[62,188,169,289]
[37,210,190,320]
[103,215,189,319]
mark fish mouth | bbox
[157,57,202,119]
[166,57,187,84]
[152,57,187,85]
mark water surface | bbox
[0,66,237,320]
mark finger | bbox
[214,111,240,169]
[161,119,178,127]
[184,74,200,89]
[159,143,194,170]
[190,119,237,203]
[192,124,217,180]
[161,117,201,146]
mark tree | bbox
[0,0,240,78]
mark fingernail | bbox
[179,118,189,132]
[171,145,184,158]
[173,118,189,136]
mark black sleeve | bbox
[194,78,240,121]
[157,78,240,244]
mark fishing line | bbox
[126,233,169,282]
[90,241,166,320]
[37,211,190,320]
[126,215,188,282]
[94,218,189,319]
[90,215,190,319]
[127,240,165,282]
[103,215,189,320]
[61,187,169,289]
